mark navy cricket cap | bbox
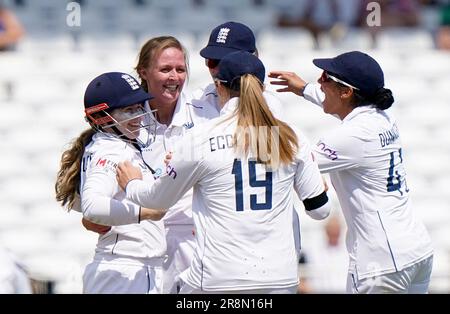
[216,51,265,89]
[200,21,256,60]
[84,72,152,111]
[313,51,384,97]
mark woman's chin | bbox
[162,91,180,102]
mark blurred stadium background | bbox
[0,0,449,293]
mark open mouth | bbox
[127,124,141,131]
[164,84,179,93]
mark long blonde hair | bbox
[135,36,189,92]
[55,128,95,210]
[232,75,298,169]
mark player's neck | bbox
[337,100,354,120]
[149,99,176,126]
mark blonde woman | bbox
[116,52,330,294]
[55,72,166,293]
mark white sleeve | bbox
[81,153,140,226]
[293,134,330,220]
[313,126,363,173]
[126,159,206,210]
[303,83,325,108]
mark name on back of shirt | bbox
[209,134,233,152]
[379,124,399,148]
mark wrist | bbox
[124,178,140,194]
[300,83,309,97]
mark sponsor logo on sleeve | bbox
[316,141,338,161]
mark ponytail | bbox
[233,75,298,169]
[370,88,394,110]
[55,129,95,210]
[351,87,394,111]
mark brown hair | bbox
[230,75,298,169]
[135,36,189,92]
[55,128,95,210]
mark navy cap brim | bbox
[312,58,339,74]
[200,45,245,60]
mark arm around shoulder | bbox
[139,207,167,221]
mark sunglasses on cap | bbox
[320,71,360,90]
[205,59,221,69]
[213,77,227,86]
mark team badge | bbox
[216,28,230,44]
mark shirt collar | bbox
[219,97,239,116]
[204,83,221,112]
[155,91,190,128]
[343,105,375,122]
[204,83,217,97]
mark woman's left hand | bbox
[116,160,143,191]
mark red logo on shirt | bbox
[96,158,107,167]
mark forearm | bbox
[302,83,325,107]
[82,196,140,226]
[140,207,167,221]
[126,179,179,209]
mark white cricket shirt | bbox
[140,91,217,225]
[80,132,166,262]
[125,97,328,291]
[304,83,433,279]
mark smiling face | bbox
[140,47,187,109]
[317,71,354,120]
[110,103,146,139]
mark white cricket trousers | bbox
[347,255,433,294]
[83,256,163,294]
[163,224,196,294]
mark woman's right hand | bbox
[116,160,143,191]
[164,151,173,166]
[140,207,167,221]
[268,71,307,96]
[81,218,111,235]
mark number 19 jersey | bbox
[126,97,328,291]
